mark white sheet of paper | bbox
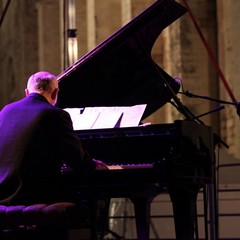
[64,104,147,130]
[117,104,147,127]
[64,108,99,130]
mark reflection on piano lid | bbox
[56,0,187,120]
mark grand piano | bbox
[56,0,215,239]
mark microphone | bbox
[173,77,183,85]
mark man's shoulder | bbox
[43,105,71,122]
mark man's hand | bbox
[93,159,109,170]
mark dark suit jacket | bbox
[0,93,96,204]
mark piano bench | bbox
[0,202,90,240]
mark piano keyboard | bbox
[107,163,153,170]
[61,163,153,173]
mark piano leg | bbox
[88,197,111,240]
[168,184,199,240]
[130,196,154,240]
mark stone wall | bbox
[0,1,39,105]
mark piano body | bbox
[57,0,215,239]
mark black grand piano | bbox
[56,0,215,239]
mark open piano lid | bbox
[56,0,187,120]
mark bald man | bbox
[0,71,107,204]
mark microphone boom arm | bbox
[184,91,238,106]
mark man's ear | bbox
[51,88,58,101]
[25,88,29,96]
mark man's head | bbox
[25,71,59,105]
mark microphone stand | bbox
[193,106,225,120]
[148,62,224,240]
[180,90,230,148]
[180,91,234,240]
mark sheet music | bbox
[64,104,146,130]
[118,104,146,127]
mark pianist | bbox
[0,71,108,205]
